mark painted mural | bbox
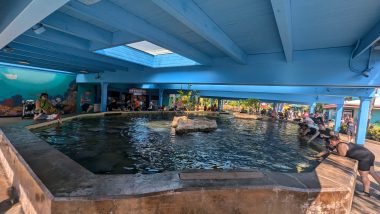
[0,65,77,116]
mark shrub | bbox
[367,124,380,141]
[339,124,347,134]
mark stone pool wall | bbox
[0,112,357,214]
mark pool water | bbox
[32,114,320,174]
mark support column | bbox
[158,88,164,107]
[100,82,108,112]
[334,104,344,133]
[217,99,222,111]
[355,97,371,145]
[309,103,316,114]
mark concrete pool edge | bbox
[0,112,358,213]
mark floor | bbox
[0,117,379,213]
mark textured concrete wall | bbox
[0,129,53,214]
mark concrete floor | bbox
[0,117,22,127]
[0,117,379,213]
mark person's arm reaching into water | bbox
[307,130,320,143]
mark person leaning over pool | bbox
[34,93,61,122]
[316,135,380,197]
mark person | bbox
[317,135,380,197]
[306,123,333,143]
[134,98,141,111]
[148,101,154,111]
[313,112,325,125]
[346,118,355,143]
[107,98,119,111]
[34,93,61,122]
[80,91,93,113]
[302,115,319,141]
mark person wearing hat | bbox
[317,135,380,197]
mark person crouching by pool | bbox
[301,115,319,142]
[81,91,93,113]
[317,135,380,197]
[306,123,333,143]
[34,93,61,123]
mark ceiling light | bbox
[362,70,369,78]
[78,0,101,5]
[32,24,46,35]
[80,70,88,73]
[18,60,29,65]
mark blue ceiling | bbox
[1,0,380,73]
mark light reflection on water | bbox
[33,114,319,174]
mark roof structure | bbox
[0,0,378,83]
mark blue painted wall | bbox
[0,65,77,116]
[370,110,380,124]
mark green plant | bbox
[339,124,348,134]
[314,103,324,113]
[367,124,380,141]
[177,89,199,111]
[240,99,260,112]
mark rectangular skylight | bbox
[126,41,173,56]
[95,40,200,68]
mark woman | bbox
[319,135,380,197]
[346,118,355,143]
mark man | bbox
[302,115,319,141]
[317,135,380,197]
[306,123,333,143]
[80,91,93,113]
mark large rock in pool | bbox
[173,116,217,134]
[233,112,263,120]
[172,116,188,128]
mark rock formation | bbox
[172,116,217,134]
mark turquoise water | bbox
[33,114,320,174]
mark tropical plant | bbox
[177,89,199,110]
[314,103,324,113]
[240,98,260,113]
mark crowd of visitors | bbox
[298,113,380,197]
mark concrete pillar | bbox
[100,82,108,112]
[355,97,371,145]
[334,104,344,133]
[309,103,316,114]
[217,99,222,111]
[158,88,164,107]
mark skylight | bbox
[127,41,173,56]
[95,41,200,68]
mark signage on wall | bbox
[129,88,146,95]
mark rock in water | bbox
[233,112,263,120]
[174,116,217,134]
[171,116,188,128]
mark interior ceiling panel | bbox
[193,0,283,55]
[110,0,226,57]
[292,0,380,50]
[59,5,120,33]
